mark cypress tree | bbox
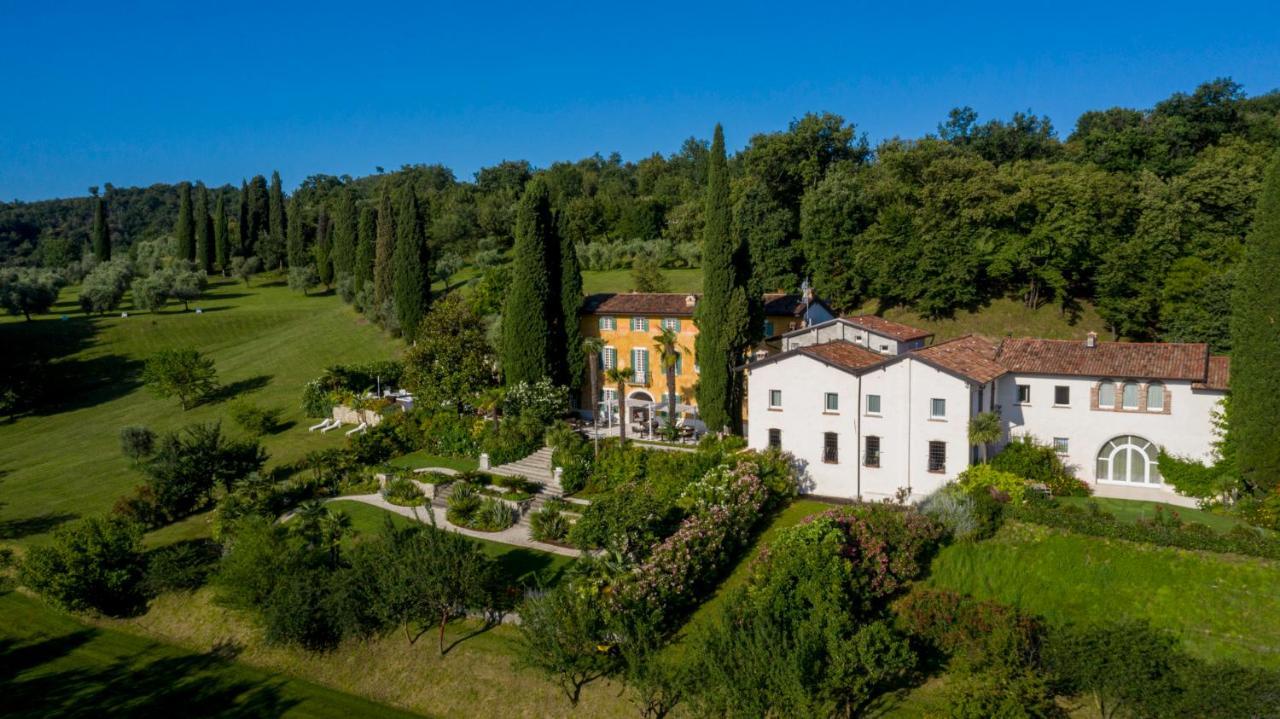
[266,171,288,269]
[392,187,431,339]
[355,204,376,293]
[1231,151,1280,495]
[315,209,333,286]
[237,179,250,256]
[373,188,396,305]
[248,174,270,265]
[286,198,307,267]
[332,188,357,281]
[175,182,195,261]
[214,191,230,272]
[194,183,213,273]
[91,195,110,262]
[695,124,751,433]
[501,176,559,386]
[560,227,585,390]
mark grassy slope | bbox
[386,451,478,472]
[855,297,1109,342]
[0,591,423,719]
[927,521,1280,668]
[1055,496,1247,532]
[0,278,400,548]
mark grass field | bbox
[926,521,1280,668]
[0,277,401,548]
[385,451,479,473]
[1055,496,1247,532]
[0,590,423,719]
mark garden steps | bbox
[488,446,554,482]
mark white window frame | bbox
[599,316,616,331]
[930,398,946,419]
[865,394,881,415]
[769,389,782,408]
[1016,384,1031,405]
[1121,382,1139,410]
[1053,385,1070,407]
[631,316,649,332]
[631,348,649,383]
[602,346,617,370]
[1053,437,1069,454]
[661,317,680,332]
[824,392,839,412]
[1146,382,1165,412]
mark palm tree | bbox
[653,327,680,440]
[318,510,352,565]
[604,366,632,444]
[968,411,1002,463]
[583,336,604,456]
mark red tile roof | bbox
[914,335,1006,384]
[798,341,888,372]
[1193,355,1231,391]
[994,338,1211,382]
[582,293,700,316]
[841,315,933,342]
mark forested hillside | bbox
[4,78,1277,348]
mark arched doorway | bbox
[626,390,655,438]
[1096,435,1162,485]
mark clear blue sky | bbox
[3,1,1278,201]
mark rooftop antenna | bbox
[800,277,813,326]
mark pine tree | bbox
[266,171,288,270]
[315,209,333,286]
[560,227,585,390]
[237,179,250,256]
[194,183,213,273]
[501,176,559,386]
[287,198,307,268]
[332,188,357,281]
[355,204,376,293]
[214,191,230,272]
[695,124,751,433]
[392,187,431,339]
[91,195,110,262]
[1232,151,1280,495]
[373,187,396,306]
[175,182,195,261]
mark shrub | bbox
[19,516,147,616]
[417,471,456,486]
[893,588,1045,671]
[382,477,426,507]
[568,482,684,560]
[546,422,592,494]
[301,379,334,418]
[229,401,283,436]
[957,464,1029,503]
[349,415,418,464]
[111,484,167,528]
[530,503,570,543]
[503,378,570,424]
[991,437,1090,496]
[918,484,983,541]
[446,481,482,524]
[480,413,546,466]
[119,425,156,462]
[943,668,1064,719]
[472,497,519,531]
[1043,620,1178,719]
[418,410,483,457]
[144,540,221,594]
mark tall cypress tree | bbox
[1232,151,1280,495]
[315,209,333,286]
[194,183,213,273]
[373,187,396,306]
[355,204,376,293]
[214,191,230,272]
[237,179,250,256]
[332,188,358,281]
[91,195,110,262]
[502,176,559,386]
[248,174,270,265]
[392,187,431,339]
[266,171,288,269]
[695,124,751,433]
[286,198,307,267]
[560,227,585,390]
[175,182,195,261]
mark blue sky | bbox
[3,1,1278,201]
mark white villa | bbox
[745,317,1230,507]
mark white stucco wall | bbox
[780,319,925,356]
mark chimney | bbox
[1085,331,1098,349]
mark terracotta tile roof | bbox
[913,335,1006,384]
[1193,355,1231,391]
[841,315,933,342]
[582,293,700,316]
[994,338,1211,382]
[798,341,888,372]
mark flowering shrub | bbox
[503,378,569,424]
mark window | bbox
[1017,384,1031,404]
[864,436,881,467]
[661,317,680,332]
[1053,437,1069,454]
[631,348,649,383]
[1098,380,1116,408]
[1053,386,1070,406]
[1146,382,1165,412]
[930,398,946,419]
[598,316,616,331]
[764,320,775,337]
[879,343,890,353]
[631,316,649,332]
[769,390,782,408]
[768,428,781,449]
[1121,382,1139,409]
[866,394,881,414]
[928,441,946,473]
[824,392,839,411]
[1096,435,1162,484]
[823,432,839,463]
[602,347,617,370]
[674,352,683,375]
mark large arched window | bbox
[1146,382,1165,412]
[1121,382,1140,409]
[1098,380,1116,408]
[1096,435,1162,484]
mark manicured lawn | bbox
[581,268,702,294]
[328,500,574,588]
[853,297,1109,342]
[0,591,423,719]
[386,451,478,473]
[0,278,401,548]
[1056,495,1248,532]
[926,521,1280,668]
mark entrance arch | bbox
[1096,435,1162,485]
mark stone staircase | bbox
[489,446,555,483]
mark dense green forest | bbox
[4,78,1277,349]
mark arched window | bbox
[1121,382,1139,409]
[1096,435,1162,484]
[1146,382,1165,412]
[1098,380,1116,408]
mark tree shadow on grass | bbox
[207,375,273,404]
[0,512,79,540]
[0,630,300,718]
[493,547,571,588]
